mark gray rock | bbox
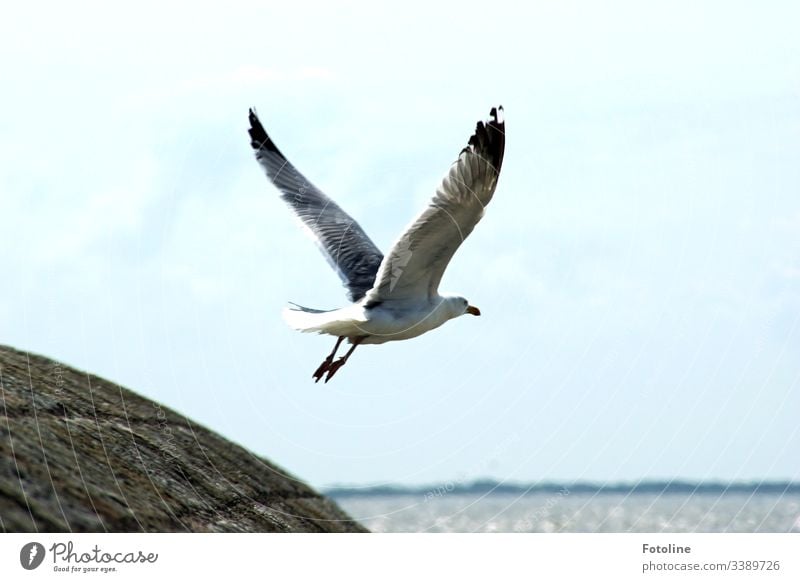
[0,345,367,532]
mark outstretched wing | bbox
[365,107,505,303]
[248,109,383,302]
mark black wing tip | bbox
[463,105,506,173]
[247,107,283,156]
[489,105,504,124]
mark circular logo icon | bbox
[20,542,46,570]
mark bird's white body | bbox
[283,295,467,345]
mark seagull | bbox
[248,106,505,382]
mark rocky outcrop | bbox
[0,345,366,532]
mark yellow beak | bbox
[466,305,481,316]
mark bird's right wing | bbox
[248,109,383,302]
[365,107,505,303]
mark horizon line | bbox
[324,478,800,498]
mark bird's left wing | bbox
[365,107,505,303]
[248,109,384,302]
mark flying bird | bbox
[248,106,505,382]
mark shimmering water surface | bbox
[335,493,800,533]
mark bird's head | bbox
[444,295,481,319]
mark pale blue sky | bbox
[1,1,798,488]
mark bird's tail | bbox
[282,302,357,335]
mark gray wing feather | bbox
[248,109,383,302]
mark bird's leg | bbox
[324,337,364,383]
[312,336,345,383]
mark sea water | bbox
[335,492,800,533]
